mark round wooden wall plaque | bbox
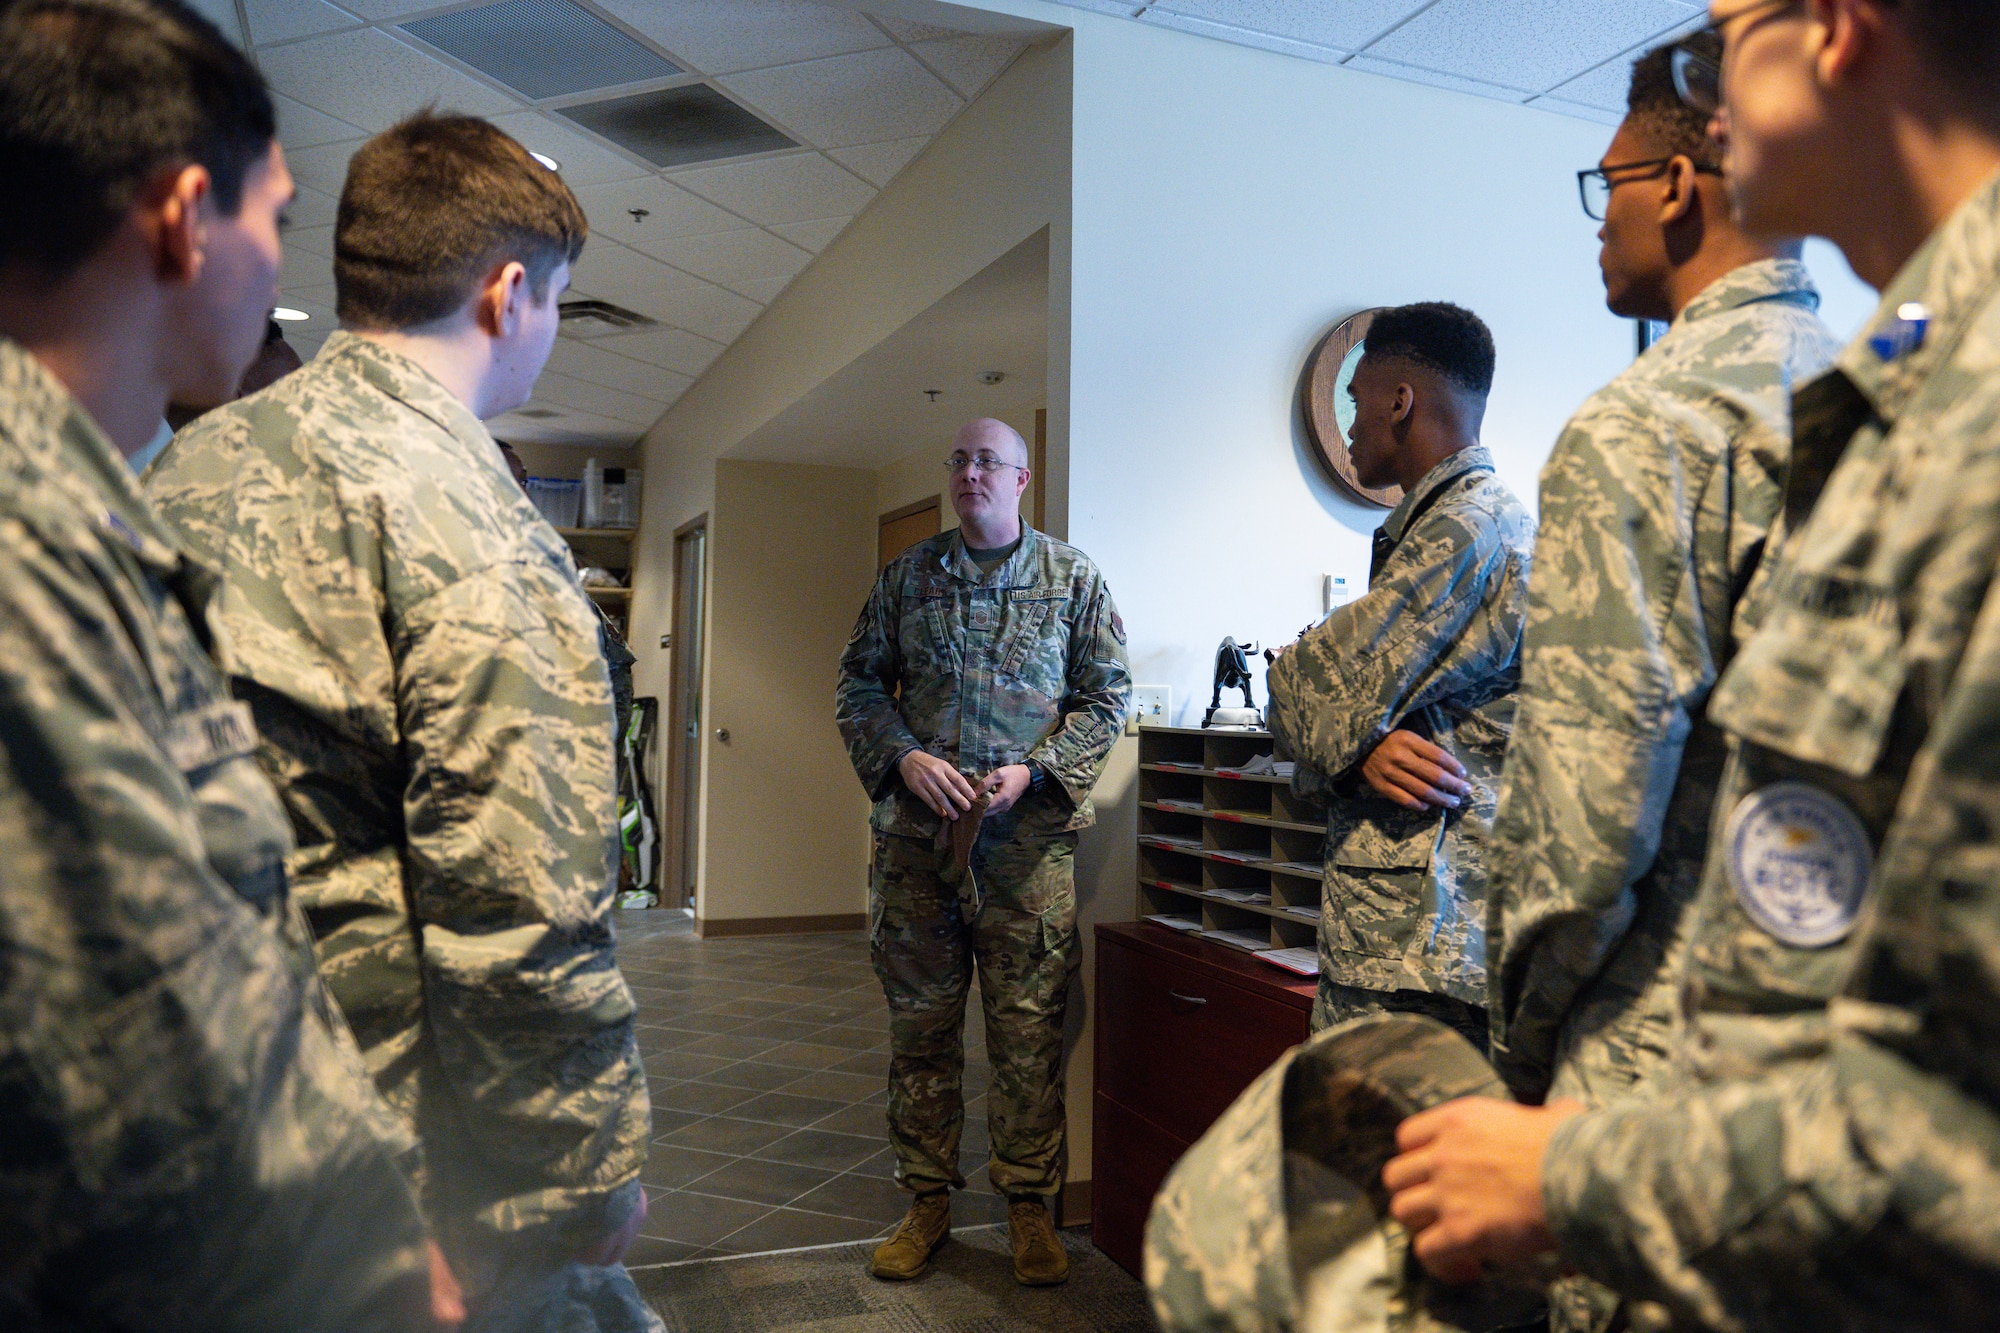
[1302,308,1402,510]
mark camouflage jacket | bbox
[146,332,648,1262]
[0,340,437,1330]
[1267,447,1533,1005]
[835,526,1131,840]
[1487,260,1840,1106]
[1543,172,2000,1331]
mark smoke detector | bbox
[977,370,1005,385]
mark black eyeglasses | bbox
[1577,157,1724,220]
[1669,0,1803,115]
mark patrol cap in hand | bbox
[1145,1013,1545,1333]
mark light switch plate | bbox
[1130,684,1171,734]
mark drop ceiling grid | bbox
[244,0,1031,445]
[1066,0,1706,126]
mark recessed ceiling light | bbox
[530,151,560,171]
[272,307,310,322]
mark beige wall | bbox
[701,460,877,925]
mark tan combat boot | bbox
[871,1190,951,1280]
[1008,1194,1069,1286]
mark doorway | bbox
[665,515,708,910]
[877,498,938,571]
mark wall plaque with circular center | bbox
[1302,308,1402,510]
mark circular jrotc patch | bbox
[1724,781,1873,947]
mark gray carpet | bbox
[630,1224,1160,1332]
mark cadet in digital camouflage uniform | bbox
[836,417,1130,1287]
[1483,42,1839,1333]
[1266,303,1533,1048]
[1385,5,2000,1329]
[0,2,451,1326]
[146,114,654,1325]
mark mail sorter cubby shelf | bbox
[1135,725,1326,954]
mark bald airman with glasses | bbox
[1384,2,2000,1328]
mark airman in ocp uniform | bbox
[1267,303,1534,1049]
[837,417,1130,1288]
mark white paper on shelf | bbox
[1272,860,1322,875]
[1140,834,1203,850]
[1279,905,1319,923]
[1255,947,1320,976]
[1156,799,1204,812]
[1145,914,1203,933]
[1205,889,1272,904]
[1200,927,1275,953]
[1208,850,1265,865]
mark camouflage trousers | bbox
[869,829,1080,1198]
[1312,977,1489,1054]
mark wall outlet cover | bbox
[1130,684,1171,733]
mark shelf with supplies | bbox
[553,527,636,625]
[1134,725,1328,957]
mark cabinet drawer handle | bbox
[1168,990,1207,1009]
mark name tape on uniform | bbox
[1724,780,1872,948]
[162,699,259,774]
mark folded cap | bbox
[1145,1013,1545,1333]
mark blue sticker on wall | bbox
[1724,781,1873,948]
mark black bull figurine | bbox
[1203,635,1260,727]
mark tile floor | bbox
[616,909,1012,1267]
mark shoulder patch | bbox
[1110,609,1126,645]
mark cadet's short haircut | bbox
[0,0,275,279]
[1628,34,1722,169]
[335,111,587,331]
[1363,303,1496,397]
[1902,0,2000,116]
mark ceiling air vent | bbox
[401,0,678,100]
[512,407,561,418]
[559,298,658,339]
[556,84,796,169]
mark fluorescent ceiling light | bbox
[272,307,310,321]
[530,151,560,171]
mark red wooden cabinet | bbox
[1090,921,1313,1278]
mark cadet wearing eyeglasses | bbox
[835,417,1130,1289]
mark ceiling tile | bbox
[529,369,668,427]
[593,326,727,377]
[1150,0,1420,52]
[282,137,364,197]
[635,228,811,287]
[257,29,518,133]
[325,0,448,20]
[768,216,850,253]
[489,405,640,446]
[1529,95,1625,127]
[543,337,692,399]
[671,152,876,225]
[279,245,336,291]
[571,178,747,246]
[590,0,888,75]
[280,283,339,310]
[1547,56,1641,114]
[286,185,342,230]
[568,240,712,312]
[826,137,925,187]
[720,47,960,149]
[484,111,651,187]
[908,35,1023,98]
[637,278,764,343]
[727,276,794,304]
[869,15,963,43]
[1364,0,1696,94]
[399,0,679,101]
[274,92,366,150]
[1342,52,1533,99]
[243,0,357,45]
[282,224,337,259]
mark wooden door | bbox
[878,499,938,572]
[664,517,707,910]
